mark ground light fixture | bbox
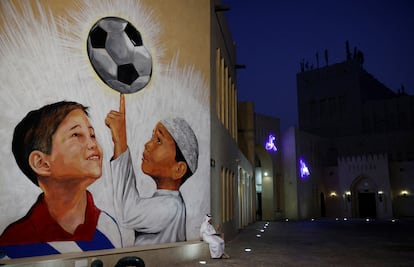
[199,260,207,264]
[244,248,252,252]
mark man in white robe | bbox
[200,214,229,259]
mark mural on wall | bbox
[0,0,210,259]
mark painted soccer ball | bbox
[87,17,152,94]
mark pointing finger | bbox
[119,93,125,114]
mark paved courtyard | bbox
[179,218,414,267]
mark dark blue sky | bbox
[222,0,414,130]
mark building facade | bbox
[210,0,255,239]
[292,47,414,219]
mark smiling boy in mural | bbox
[106,93,198,245]
[0,101,122,259]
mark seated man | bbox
[200,214,229,259]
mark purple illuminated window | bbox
[299,158,310,178]
[265,134,277,152]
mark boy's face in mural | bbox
[32,109,103,185]
[142,122,187,185]
[106,93,195,190]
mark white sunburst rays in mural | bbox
[57,0,165,86]
[156,59,211,241]
[55,0,167,210]
[0,1,77,120]
[0,1,87,228]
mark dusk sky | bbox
[222,0,414,130]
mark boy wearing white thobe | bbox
[106,94,198,245]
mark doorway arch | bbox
[255,145,275,221]
[350,176,378,218]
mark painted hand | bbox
[105,93,127,159]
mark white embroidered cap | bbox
[160,117,198,174]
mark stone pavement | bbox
[178,218,414,267]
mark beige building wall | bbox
[210,1,254,239]
[337,154,393,219]
[281,127,299,219]
[237,102,256,166]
